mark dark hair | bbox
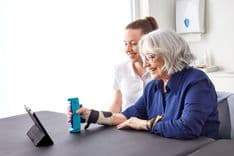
[125,16,159,34]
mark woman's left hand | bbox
[117,117,147,130]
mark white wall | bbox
[0,0,131,118]
[148,0,234,72]
[149,0,176,30]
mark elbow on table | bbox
[157,130,200,140]
[154,120,202,139]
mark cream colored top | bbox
[113,61,152,111]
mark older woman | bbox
[73,29,219,140]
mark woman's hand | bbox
[117,117,147,130]
[76,107,91,121]
[67,106,90,123]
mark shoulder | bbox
[114,61,131,72]
[183,68,209,82]
[113,61,131,80]
[169,67,212,93]
[180,68,214,90]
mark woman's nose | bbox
[125,44,132,52]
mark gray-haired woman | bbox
[70,29,219,140]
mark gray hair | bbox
[139,29,195,75]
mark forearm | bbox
[81,109,127,129]
[152,119,200,139]
[109,90,122,113]
[112,113,127,125]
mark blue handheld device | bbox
[68,97,81,133]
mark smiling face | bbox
[142,53,165,80]
[124,29,143,62]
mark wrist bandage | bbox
[81,110,113,129]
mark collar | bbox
[154,80,164,93]
[166,68,189,94]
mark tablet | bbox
[24,105,53,146]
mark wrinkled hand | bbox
[117,117,147,130]
[67,106,90,123]
[76,107,91,120]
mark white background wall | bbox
[149,0,234,72]
[0,0,131,118]
[2,0,234,118]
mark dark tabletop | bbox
[188,139,234,156]
[0,111,215,156]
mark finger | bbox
[67,113,72,121]
[116,124,123,129]
[117,121,128,129]
[67,105,71,111]
[67,112,72,123]
[67,112,72,117]
[76,107,87,114]
[67,119,71,123]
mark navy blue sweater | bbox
[122,68,219,139]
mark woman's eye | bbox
[146,55,153,59]
[124,41,138,46]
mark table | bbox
[188,139,234,156]
[0,111,215,156]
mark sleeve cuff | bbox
[121,106,137,119]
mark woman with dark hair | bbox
[110,16,159,113]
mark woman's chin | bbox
[129,56,138,62]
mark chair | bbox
[217,92,234,139]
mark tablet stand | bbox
[27,124,53,146]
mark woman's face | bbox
[142,53,165,80]
[124,29,143,62]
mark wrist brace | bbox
[81,109,113,130]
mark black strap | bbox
[79,104,86,123]
[84,110,99,130]
[102,111,112,118]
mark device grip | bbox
[68,97,81,133]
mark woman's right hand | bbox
[67,106,91,122]
[76,107,91,122]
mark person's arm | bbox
[76,93,148,130]
[76,107,127,129]
[77,106,148,130]
[117,95,148,130]
[151,80,217,139]
[109,90,122,113]
[117,117,147,130]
